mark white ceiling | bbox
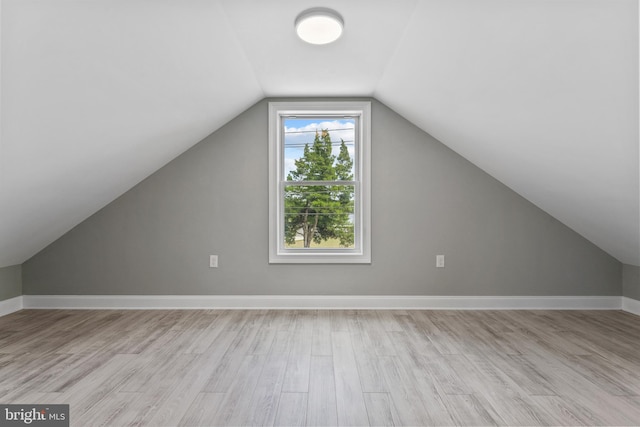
[1,0,638,267]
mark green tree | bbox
[285,130,354,248]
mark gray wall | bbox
[623,264,640,300]
[0,264,22,301]
[23,98,622,296]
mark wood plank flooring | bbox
[1,309,639,426]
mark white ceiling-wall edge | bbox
[374,94,639,266]
[0,93,265,269]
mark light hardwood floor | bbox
[1,308,640,426]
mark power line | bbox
[284,128,354,134]
[285,140,355,148]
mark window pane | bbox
[284,184,355,249]
[284,118,355,181]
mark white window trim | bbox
[269,101,371,264]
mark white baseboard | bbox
[0,296,23,317]
[21,294,623,310]
[622,297,640,316]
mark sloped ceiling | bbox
[1,0,638,267]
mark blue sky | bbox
[283,118,355,179]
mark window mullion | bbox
[284,180,357,187]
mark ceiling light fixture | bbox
[295,8,344,45]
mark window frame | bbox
[268,101,371,264]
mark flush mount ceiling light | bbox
[295,8,344,45]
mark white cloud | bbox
[284,120,354,145]
[283,119,356,178]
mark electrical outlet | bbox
[209,255,218,268]
[436,255,445,268]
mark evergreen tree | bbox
[285,130,354,248]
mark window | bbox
[269,101,371,263]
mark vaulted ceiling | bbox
[1,0,638,267]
